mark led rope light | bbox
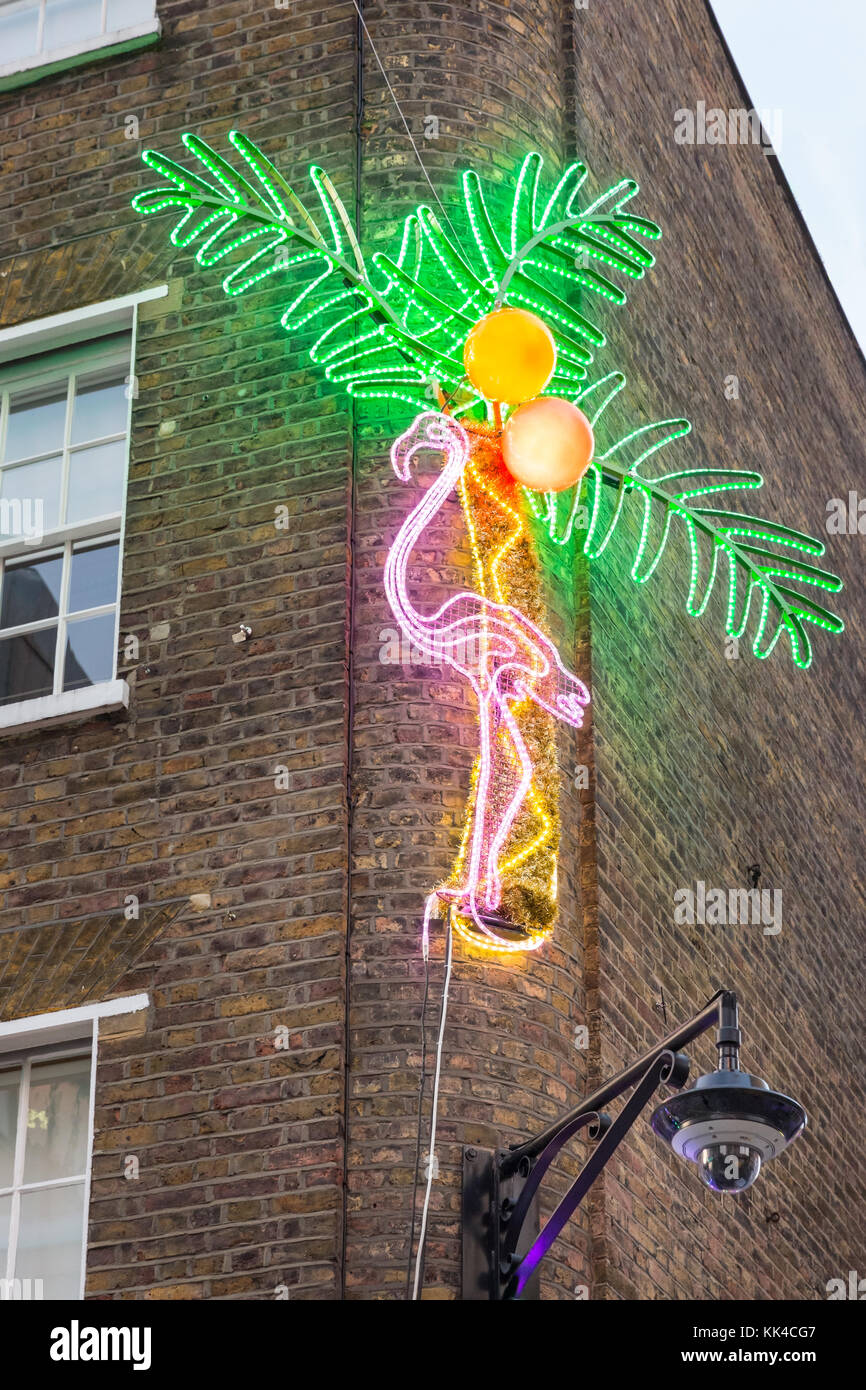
[461,446,558,927]
[385,413,589,950]
[133,132,844,953]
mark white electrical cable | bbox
[349,0,473,266]
[411,911,453,1300]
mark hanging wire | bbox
[411,907,454,1300]
[348,0,473,266]
[404,942,431,1298]
[344,2,467,1301]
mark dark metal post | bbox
[716,989,741,1070]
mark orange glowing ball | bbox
[463,307,556,403]
[501,396,595,493]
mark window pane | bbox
[0,628,57,706]
[0,1069,21,1189]
[0,554,63,629]
[106,0,154,28]
[66,439,125,524]
[4,389,66,464]
[0,457,62,537]
[0,2,40,65]
[70,373,128,445]
[68,542,119,614]
[23,1057,91,1185]
[62,613,116,692]
[42,0,103,51]
[16,1184,85,1300]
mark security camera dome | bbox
[651,1069,806,1194]
[697,1142,763,1194]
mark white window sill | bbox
[0,22,161,92]
[0,679,129,736]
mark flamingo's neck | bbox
[384,430,468,637]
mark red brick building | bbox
[0,0,863,1301]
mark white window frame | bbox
[0,992,148,1300]
[0,0,161,91]
[0,335,131,562]
[0,287,166,735]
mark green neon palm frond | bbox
[131,137,661,414]
[132,134,842,666]
[526,375,843,668]
[132,132,437,412]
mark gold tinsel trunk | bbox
[448,426,561,946]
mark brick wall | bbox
[0,0,863,1301]
[571,0,866,1299]
[1,0,358,1300]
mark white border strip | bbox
[0,286,168,360]
[0,20,161,87]
[0,679,130,736]
[79,1014,99,1299]
[0,992,149,1049]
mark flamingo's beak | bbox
[391,412,452,481]
[390,411,467,482]
[390,429,416,482]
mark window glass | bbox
[23,1056,91,1185]
[0,1068,20,1188]
[0,333,130,710]
[0,1045,92,1301]
[66,439,125,524]
[16,1184,86,1299]
[70,373,128,445]
[0,2,40,65]
[0,456,62,536]
[63,613,116,692]
[4,389,66,464]
[0,553,63,628]
[42,0,103,51]
[106,0,155,27]
[68,541,119,613]
[0,628,57,705]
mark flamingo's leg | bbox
[463,690,505,943]
[464,691,493,904]
[482,695,534,911]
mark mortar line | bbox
[338,0,364,1303]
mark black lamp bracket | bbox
[461,989,735,1300]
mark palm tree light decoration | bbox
[132,134,843,954]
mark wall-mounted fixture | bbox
[461,990,805,1300]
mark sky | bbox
[712,0,866,356]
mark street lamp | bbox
[461,989,806,1300]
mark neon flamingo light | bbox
[385,412,590,952]
[131,136,845,960]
